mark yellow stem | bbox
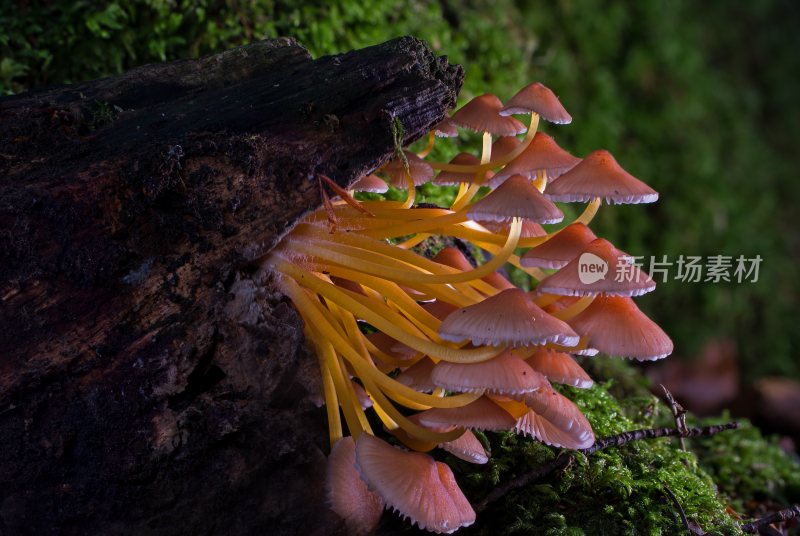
[450,132,492,211]
[533,170,547,192]
[549,295,595,321]
[306,262,478,309]
[315,338,343,446]
[313,331,369,439]
[400,168,416,209]
[416,130,436,158]
[427,114,539,172]
[275,262,505,364]
[396,233,431,249]
[358,370,464,444]
[576,197,602,226]
[291,218,520,286]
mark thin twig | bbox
[473,452,573,513]
[581,422,740,456]
[474,421,740,512]
[741,505,800,533]
[662,384,689,451]
[662,485,691,534]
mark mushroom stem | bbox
[311,328,371,439]
[550,295,595,321]
[427,113,539,173]
[288,219,520,285]
[416,130,437,158]
[316,342,344,445]
[533,170,547,192]
[284,274,487,414]
[273,260,507,363]
[400,168,416,209]
[396,233,431,249]
[575,197,602,226]
[450,131,492,211]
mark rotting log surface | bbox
[0,37,462,535]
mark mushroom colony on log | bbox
[262,80,672,533]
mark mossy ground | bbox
[450,359,799,535]
[454,380,740,535]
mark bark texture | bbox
[0,37,463,535]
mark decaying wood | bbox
[0,37,462,535]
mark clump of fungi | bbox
[262,80,673,534]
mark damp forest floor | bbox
[377,357,800,535]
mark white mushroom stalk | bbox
[260,80,671,534]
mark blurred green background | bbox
[3,0,798,384]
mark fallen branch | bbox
[474,421,740,512]
[741,505,800,533]
[581,421,741,456]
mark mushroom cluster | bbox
[263,81,672,534]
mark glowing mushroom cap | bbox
[326,437,384,535]
[382,150,434,187]
[537,238,656,297]
[525,348,593,388]
[431,349,549,395]
[355,434,475,533]
[467,175,564,224]
[434,153,482,186]
[395,357,437,393]
[520,387,595,448]
[351,173,389,193]
[421,299,459,321]
[438,288,580,347]
[520,223,598,269]
[492,136,522,160]
[567,295,674,360]
[433,117,459,138]
[440,429,489,464]
[489,132,581,187]
[367,332,417,361]
[546,150,658,204]
[515,407,594,449]
[417,396,517,431]
[500,82,573,124]
[451,94,527,136]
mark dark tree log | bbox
[0,37,463,535]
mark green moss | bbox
[693,416,800,514]
[453,383,741,535]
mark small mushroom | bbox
[546,150,658,204]
[355,434,476,533]
[490,132,581,187]
[525,347,594,389]
[468,174,564,224]
[326,437,384,535]
[520,222,598,269]
[439,288,580,347]
[382,150,434,187]
[499,81,573,124]
[567,295,674,360]
[431,349,549,395]
[537,238,657,297]
[417,396,517,431]
[350,173,389,193]
[451,94,527,136]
